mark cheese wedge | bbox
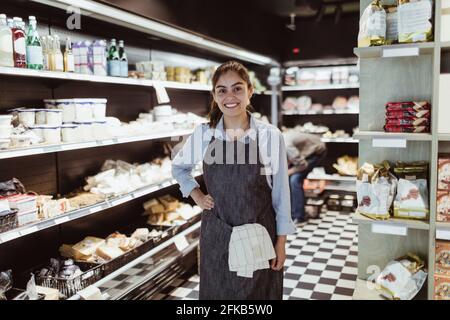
[96,244,124,260]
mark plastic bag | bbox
[358,0,386,47]
[0,178,26,197]
[376,253,427,300]
[357,161,397,219]
[0,270,13,300]
[26,274,39,300]
[398,0,433,43]
[393,178,429,220]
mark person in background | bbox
[282,129,326,224]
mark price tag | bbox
[382,46,419,58]
[437,228,450,240]
[112,196,132,207]
[174,235,189,252]
[371,222,408,236]
[55,216,70,225]
[372,138,407,148]
[89,206,103,214]
[20,226,39,236]
[1,231,20,243]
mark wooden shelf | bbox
[352,212,430,231]
[354,42,435,59]
[354,131,433,141]
[281,83,359,91]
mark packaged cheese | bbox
[72,236,105,258]
[96,244,124,260]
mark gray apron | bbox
[199,133,283,300]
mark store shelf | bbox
[324,184,356,193]
[352,279,384,300]
[0,171,203,245]
[352,211,430,231]
[307,173,356,182]
[281,83,359,91]
[441,42,450,51]
[0,67,213,91]
[354,42,435,59]
[282,109,359,115]
[354,131,432,141]
[69,220,201,300]
[438,134,450,141]
[0,129,194,160]
[321,137,359,144]
[436,222,450,240]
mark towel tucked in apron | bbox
[199,134,283,300]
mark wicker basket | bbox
[0,209,18,233]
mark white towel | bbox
[228,223,276,278]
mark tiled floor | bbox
[158,210,358,300]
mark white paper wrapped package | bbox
[398,0,433,43]
[394,178,429,220]
[376,254,427,300]
[358,0,386,47]
[357,162,397,219]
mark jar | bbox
[74,99,94,122]
[56,99,76,123]
[41,125,61,144]
[17,109,36,127]
[90,98,107,120]
[61,124,79,143]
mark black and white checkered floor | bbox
[155,210,358,300]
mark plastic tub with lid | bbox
[74,99,94,122]
[0,115,13,126]
[16,109,36,127]
[36,109,63,125]
[92,121,108,140]
[89,98,107,120]
[0,125,13,138]
[55,99,76,123]
[40,125,61,144]
[74,121,93,141]
[61,123,79,143]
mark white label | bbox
[174,235,189,252]
[0,33,13,54]
[14,37,25,55]
[383,47,419,58]
[1,231,20,242]
[437,228,450,240]
[20,226,39,236]
[372,138,407,148]
[371,222,408,236]
[26,46,43,65]
[54,216,70,225]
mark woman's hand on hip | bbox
[190,188,215,210]
[270,236,286,271]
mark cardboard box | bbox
[17,209,38,226]
[5,194,37,214]
[437,190,450,222]
[436,240,450,275]
[435,274,450,300]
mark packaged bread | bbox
[438,155,450,190]
[96,244,124,260]
[158,195,179,211]
[435,274,450,300]
[358,0,386,47]
[393,178,429,220]
[398,0,433,43]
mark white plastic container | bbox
[153,105,172,117]
[61,123,79,143]
[90,98,107,120]
[10,134,32,148]
[74,121,93,141]
[56,99,76,123]
[92,121,108,140]
[43,99,56,109]
[0,115,13,126]
[17,109,36,127]
[36,109,63,125]
[28,126,44,142]
[74,99,94,121]
[0,125,12,138]
[41,125,61,144]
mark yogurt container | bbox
[74,121,93,141]
[56,99,76,123]
[90,98,107,120]
[28,125,44,142]
[61,123,79,143]
[74,99,94,122]
[92,120,108,140]
[0,125,13,138]
[36,109,63,125]
[16,109,36,127]
[41,125,61,144]
[0,115,13,126]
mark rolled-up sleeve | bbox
[271,132,297,235]
[171,124,206,198]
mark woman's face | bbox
[213,71,253,118]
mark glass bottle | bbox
[0,14,14,67]
[12,17,26,68]
[26,16,43,70]
[52,34,63,71]
[118,40,128,77]
[107,38,120,76]
[63,37,74,72]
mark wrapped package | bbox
[398,0,433,43]
[0,178,26,197]
[0,270,12,300]
[437,191,450,222]
[385,5,399,44]
[436,240,450,276]
[394,161,428,179]
[393,178,429,220]
[384,125,429,133]
[385,117,429,126]
[357,161,397,220]
[435,274,450,300]
[438,155,450,190]
[376,253,427,300]
[358,0,386,47]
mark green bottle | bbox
[26,16,43,70]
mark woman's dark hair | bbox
[208,61,254,128]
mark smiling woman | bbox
[171,60,296,300]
